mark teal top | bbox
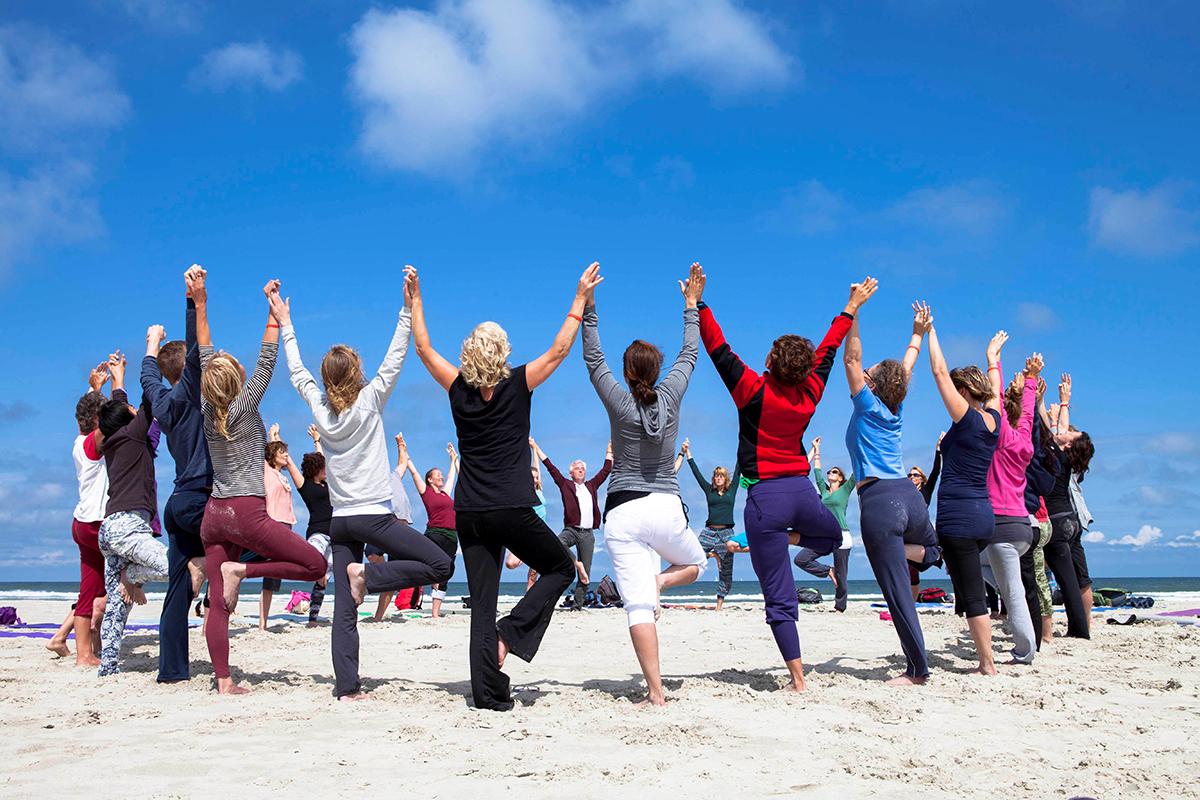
[814,467,853,531]
[687,457,741,528]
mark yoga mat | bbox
[871,602,952,609]
[1107,612,1200,627]
[1158,608,1200,618]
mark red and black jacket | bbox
[698,302,853,483]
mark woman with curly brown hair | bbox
[698,273,875,692]
[272,278,452,701]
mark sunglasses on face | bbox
[908,472,922,478]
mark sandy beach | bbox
[1,597,1197,799]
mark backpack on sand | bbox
[796,588,823,605]
[917,587,952,604]
[595,575,622,607]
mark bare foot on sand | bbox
[968,666,998,677]
[217,677,249,695]
[307,620,320,629]
[347,563,368,606]
[221,562,245,612]
[339,692,371,702]
[783,680,808,692]
[633,693,666,707]
[887,675,927,686]
[76,652,101,667]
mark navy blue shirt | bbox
[936,407,999,539]
[1024,415,1057,514]
[139,299,214,493]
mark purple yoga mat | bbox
[1158,608,1200,617]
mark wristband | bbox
[987,365,1000,372]
[906,345,920,354]
[567,313,582,322]
[1060,403,1069,408]
[267,323,280,329]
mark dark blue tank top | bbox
[936,407,1000,539]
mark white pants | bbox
[308,533,334,584]
[604,493,707,627]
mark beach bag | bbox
[0,607,20,626]
[917,587,952,604]
[393,586,423,610]
[796,588,823,605]
[1122,595,1154,609]
[285,591,311,614]
[596,575,622,606]
[1094,588,1130,607]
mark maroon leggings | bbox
[200,495,325,679]
[72,520,105,617]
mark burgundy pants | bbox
[200,495,325,679]
[72,520,105,617]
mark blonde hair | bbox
[711,466,731,494]
[460,322,512,389]
[950,366,995,403]
[202,353,243,439]
[321,345,366,416]
[909,465,926,481]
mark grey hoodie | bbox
[581,303,699,496]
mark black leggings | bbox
[940,536,989,619]
[1019,525,1043,650]
[1043,514,1090,639]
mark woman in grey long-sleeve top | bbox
[582,262,708,707]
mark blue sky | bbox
[1,0,1198,582]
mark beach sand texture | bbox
[1,599,1197,799]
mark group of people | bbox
[60,261,1095,711]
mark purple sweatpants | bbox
[744,475,842,662]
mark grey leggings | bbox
[981,534,1036,663]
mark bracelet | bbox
[567,313,582,322]
[1060,403,1069,408]
[906,345,920,354]
[987,365,1000,372]
[267,323,280,329]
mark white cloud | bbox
[0,26,128,277]
[1088,181,1199,258]
[347,0,791,174]
[1016,302,1060,332]
[1121,485,1196,507]
[192,42,303,92]
[117,0,201,32]
[1165,531,1200,548]
[1143,431,1200,456]
[886,180,1010,236]
[1109,524,1162,547]
[1082,530,1106,543]
[774,179,846,235]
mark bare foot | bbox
[829,568,837,589]
[654,573,665,621]
[968,666,998,676]
[498,634,510,668]
[188,558,206,597]
[76,653,101,667]
[633,694,666,707]
[347,563,368,606]
[221,562,245,612]
[887,675,927,686]
[339,692,371,702]
[46,640,71,658]
[307,620,320,629]
[783,680,809,692]
[217,677,249,695]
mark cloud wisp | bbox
[192,42,304,92]
[1088,181,1199,259]
[347,0,792,175]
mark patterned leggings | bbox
[1032,520,1053,616]
[697,527,735,598]
[98,511,169,676]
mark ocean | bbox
[4,577,1200,607]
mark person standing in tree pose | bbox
[409,263,597,712]
[407,442,460,619]
[537,441,612,609]
[928,325,1004,676]
[96,349,170,676]
[843,299,940,684]
[278,425,333,628]
[522,437,589,592]
[583,262,707,705]
[65,365,113,666]
[699,273,872,692]
[272,280,452,701]
[198,279,327,695]
[372,432,419,620]
[258,424,299,631]
[142,267,214,682]
[795,437,853,613]
[674,437,740,612]
[983,356,1043,665]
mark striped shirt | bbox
[201,342,277,499]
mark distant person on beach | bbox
[406,441,460,620]
[928,324,1004,676]
[794,436,853,613]
[96,349,170,676]
[983,355,1043,665]
[256,424,300,631]
[277,425,332,629]
[141,267,213,682]
[1040,375,1095,639]
[582,261,707,706]
[675,437,740,612]
[62,366,113,666]
[272,279,451,702]
[843,298,940,684]
[369,432,420,621]
[700,270,872,692]
[198,276,326,695]
[505,439,556,593]
[409,262,595,712]
[535,439,612,610]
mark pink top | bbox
[987,372,1037,516]
[264,462,296,526]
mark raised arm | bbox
[88,361,111,399]
[985,331,1007,412]
[269,287,325,411]
[927,319,969,422]
[526,262,604,391]
[186,266,211,349]
[541,451,568,490]
[1017,355,1042,440]
[234,282,281,413]
[141,324,173,425]
[181,271,203,409]
[446,442,459,497]
[587,441,613,489]
[698,299,761,408]
[580,284,622,407]
[282,443,305,489]
[405,444,428,495]
[803,279,873,403]
[902,302,931,377]
[844,313,866,396]
[1057,374,1071,434]
[308,425,323,455]
[529,437,542,484]
[405,266,460,392]
[657,263,703,403]
[362,299,414,410]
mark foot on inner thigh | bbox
[188,558,206,596]
[221,561,245,612]
[829,568,837,588]
[498,632,510,668]
[347,563,368,606]
[887,675,927,686]
[339,692,371,702]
